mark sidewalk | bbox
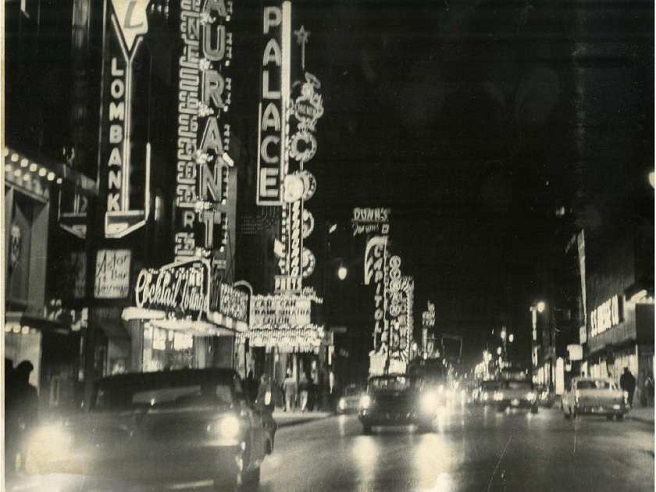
[628,406,654,424]
[272,409,333,428]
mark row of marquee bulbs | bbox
[4,148,62,185]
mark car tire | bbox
[362,424,372,435]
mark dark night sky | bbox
[281,0,652,367]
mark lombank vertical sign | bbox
[100,0,151,238]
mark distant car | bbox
[476,380,502,405]
[562,377,628,421]
[337,384,364,414]
[358,374,433,434]
[25,368,276,490]
[535,384,555,408]
[493,380,538,413]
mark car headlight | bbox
[25,422,74,472]
[493,392,504,401]
[420,391,438,414]
[359,394,372,410]
[338,398,347,410]
[526,392,536,401]
[208,415,241,440]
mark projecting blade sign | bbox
[102,0,152,238]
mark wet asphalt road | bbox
[260,405,654,492]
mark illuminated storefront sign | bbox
[352,207,390,236]
[102,0,151,238]
[94,249,132,299]
[256,2,291,205]
[364,236,388,354]
[175,0,235,267]
[219,283,249,323]
[135,260,210,318]
[590,295,623,338]
[251,294,312,327]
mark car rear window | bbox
[576,380,614,390]
[369,376,409,390]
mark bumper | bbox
[358,409,420,425]
[576,404,627,415]
[26,443,244,485]
[496,398,536,409]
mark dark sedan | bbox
[24,368,276,491]
[358,374,433,434]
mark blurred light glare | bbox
[508,334,514,343]
[650,171,655,188]
[537,301,546,313]
[20,158,28,167]
[337,266,348,280]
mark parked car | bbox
[358,374,433,434]
[337,384,364,414]
[493,380,539,413]
[25,368,276,490]
[562,377,628,421]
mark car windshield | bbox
[576,380,614,390]
[501,381,532,390]
[93,381,234,411]
[369,376,409,390]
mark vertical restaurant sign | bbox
[101,0,151,238]
[256,2,291,205]
[94,249,132,298]
[175,0,234,270]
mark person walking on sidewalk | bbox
[283,370,298,412]
[299,373,310,412]
[620,367,637,407]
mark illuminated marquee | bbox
[251,294,312,327]
[364,236,388,353]
[175,0,234,265]
[102,0,151,238]
[256,3,291,205]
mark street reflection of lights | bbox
[352,438,378,483]
[414,434,454,491]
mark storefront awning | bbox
[5,311,72,335]
[122,307,245,336]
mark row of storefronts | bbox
[5,0,332,415]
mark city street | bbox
[261,407,654,491]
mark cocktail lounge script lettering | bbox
[135,263,207,316]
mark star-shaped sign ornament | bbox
[294,25,310,70]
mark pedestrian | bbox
[299,373,310,412]
[245,370,257,403]
[283,370,298,412]
[643,371,654,407]
[255,374,275,410]
[620,367,636,407]
[6,360,39,473]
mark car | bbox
[358,374,433,434]
[535,384,555,408]
[476,380,502,405]
[493,380,539,413]
[24,368,276,491]
[562,377,628,421]
[337,384,364,414]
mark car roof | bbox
[95,368,240,387]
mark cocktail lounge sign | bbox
[135,260,210,319]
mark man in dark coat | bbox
[620,367,637,407]
[6,360,39,472]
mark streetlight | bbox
[508,333,514,343]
